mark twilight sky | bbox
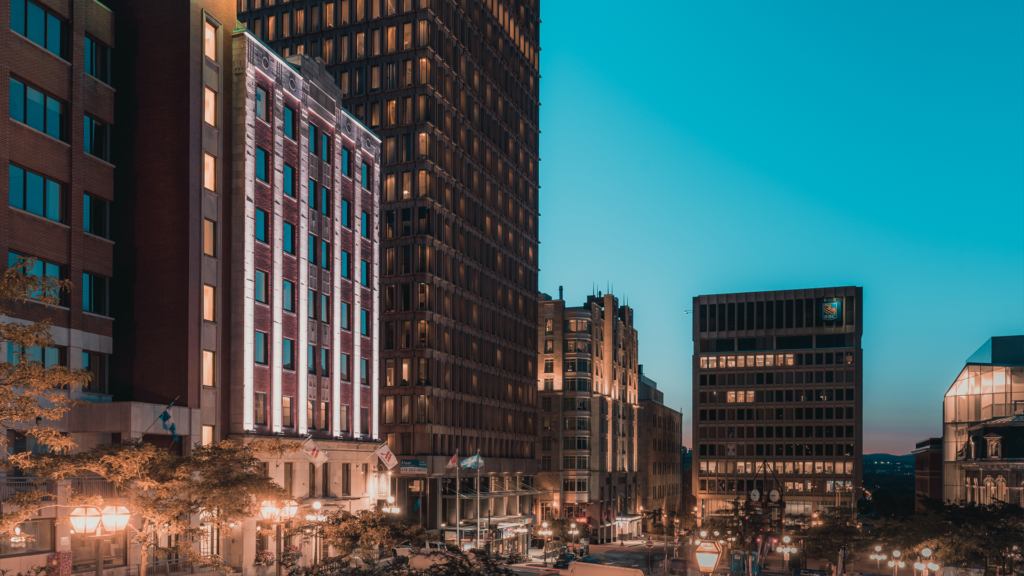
[535,1,1024,455]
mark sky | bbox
[535,1,1024,455]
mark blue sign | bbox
[821,300,842,321]
[400,459,428,475]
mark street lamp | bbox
[539,522,553,567]
[260,500,298,576]
[304,501,327,565]
[382,496,401,514]
[870,545,887,570]
[569,523,579,554]
[777,536,798,566]
[916,548,940,576]
[888,550,905,576]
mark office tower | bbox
[691,287,863,523]
[536,291,642,543]
[637,368,683,533]
[940,335,1024,504]
[238,0,542,538]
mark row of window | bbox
[7,252,109,316]
[252,330,370,382]
[698,443,856,458]
[699,298,854,333]
[7,345,109,394]
[702,388,856,404]
[700,424,857,439]
[700,352,853,369]
[699,460,855,476]
[380,394,429,425]
[701,406,856,422]
[700,370,855,386]
[699,478,854,495]
[253,392,362,434]
[539,378,591,392]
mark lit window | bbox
[204,153,216,191]
[255,270,268,303]
[204,87,216,126]
[203,284,215,321]
[202,351,215,387]
[203,219,216,256]
[204,21,217,60]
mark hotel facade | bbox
[691,287,863,524]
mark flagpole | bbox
[476,450,481,550]
[455,451,460,550]
[141,396,180,436]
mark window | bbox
[320,294,330,323]
[82,115,110,162]
[11,0,65,58]
[361,163,370,188]
[81,351,107,393]
[255,331,268,364]
[341,199,351,227]
[204,87,216,126]
[342,251,351,279]
[320,348,330,376]
[8,252,63,303]
[360,309,369,335]
[360,261,368,286]
[282,338,294,371]
[83,194,109,238]
[84,36,112,83]
[0,519,54,557]
[342,148,351,176]
[9,78,65,140]
[339,405,349,433]
[320,187,331,217]
[283,280,294,312]
[8,165,63,223]
[254,393,267,425]
[284,106,295,139]
[361,212,369,237]
[321,240,330,270]
[256,86,268,122]
[283,164,295,197]
[204,153,216,191]
[340,353,350,380]
[256,207,268,240]
[203,285,215,321]
[321,132,331,162]
[82,273,109,316]
[340,302,350,330]
[254,270,268,303]
[204,20,217,60]
[309,124,318,155]
[202,350,215,388]
[323,402,331,431]
[282,396,293,427]
[256,147,268,181]
[360,358,369,385]
[283,222,295,254]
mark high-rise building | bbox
[536,291,642,543]
[238,0,543,539]
[940,335,1024,504]
[2,0,385,571]
[691,287,863,524]
[637,368,682,533]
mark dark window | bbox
[785,300,794,328]
[255,270,268,303]
[342,148,351,176]
[699,305,708,332]
[256,86,268,122]
[254,331,268,364]
[83,194,109,238]
[361,212,369,237]
[84,36,111,83]
[282,338,294,370]
[361,162,370,189]
[283,222,295,254]
[775,300,784,329]
[256,147,268,181]
[83,115,110,161]
[283,164,295,197]
[765,301,774,329]
[321,132,330,162]
[321,240,330,270]
[284,105,295,139]
[8,164,63,222]
[795,298,804,327]
[283,280,294,312]
[82,272,109,316]
[727,303,735,331]
[255,208,268,242]
[11,0,65,58]
[9,77,65,140]
[320,187,331,217]
[756,301,764,329]
[341,199,351,227]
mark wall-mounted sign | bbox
[821,300,842,321]
[400,459,428,475]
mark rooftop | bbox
[966,336,1024,366]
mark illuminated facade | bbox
[941,335,1024,504]
[536,291,641,543]
[237,0,542,536]
[691,287,863,522]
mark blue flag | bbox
[460,453,484,470]
[159,408,179,442]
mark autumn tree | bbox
[13,438,288,576]
[292,504,432,563]
[0,257,90,456]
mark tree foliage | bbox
[1,257,90,456]
[803,507,863,564]
[291,504,432,561]
[8,438,289,576]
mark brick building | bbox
[236,0,543,543]
[691,287,864,525]
[912,437,942,510]
[3,0,383,572]
[536,290,642,543]
[637,368,682,533]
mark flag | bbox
[460,453,484,470]
[445,452,459,475]
[374,443,398,469]
[303,439,329,466]
[158,406,179,442]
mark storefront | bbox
[615,515,643,540]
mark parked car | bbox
[394,540,446,558]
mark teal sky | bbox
[536,2,1024,454]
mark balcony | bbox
[0,477,57,503]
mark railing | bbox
[0,477,57,502]
[69,476,120,498]
[143,558,195,576]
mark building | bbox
[2,0,384,572]
[637,368,682,533]
[941,335,1024,504]
[691,287,864,524]
[536,290,642,543]
[236,0,543,544]
[913,437,942,510]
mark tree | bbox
[12,438,288,576]
[803,507,863,564]
[698,499,762,553]
[295,505,432,562]
[0,257,90,456]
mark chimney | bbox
[559,286,563,300]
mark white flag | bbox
[374,443,398,469]
[303,439,329,466]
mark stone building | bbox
[637,368,682,533]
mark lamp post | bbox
[888,550,905,576]
[870,546,888,571]
[915,548,940,576]
[539,522,552,567]
[304,501,327,565]
[260,500,298,576]
[569,523,579,554]
[382,496,401,514]
[777,536,798,569]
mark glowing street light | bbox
[100,506,131,532]
[383,496,401,514]
[539,522,553,568]
[259,501,299,576]
[69,507,102,535]
[695,540,723,573]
